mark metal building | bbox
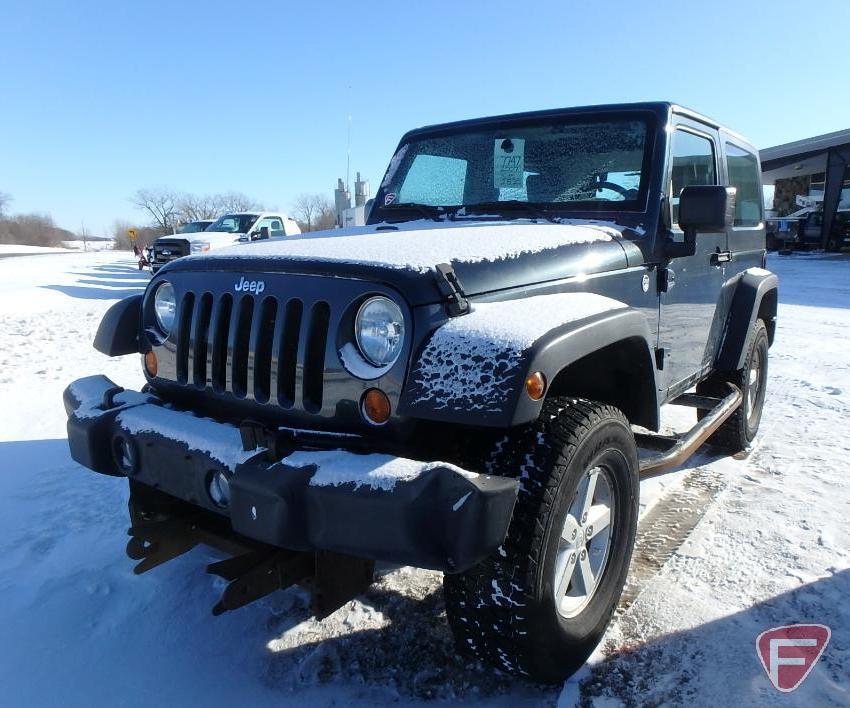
[760,129,850,249]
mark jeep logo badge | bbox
[235,277,265,295]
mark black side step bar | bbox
[636,383,742,478]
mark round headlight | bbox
[355,296,405,367]
[153,281,177,334]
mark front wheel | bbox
[443,398,639,684]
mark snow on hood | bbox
[200,220,619,272]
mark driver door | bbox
[658,121,730,395]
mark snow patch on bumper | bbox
[284,449,478,491]
[115,405,258,473]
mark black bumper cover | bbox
[64,375,518,573]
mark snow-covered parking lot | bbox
[0,251,847,706]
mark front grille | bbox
[174,291,329,412]
[153,239,190,264]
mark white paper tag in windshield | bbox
[494,138,525,189]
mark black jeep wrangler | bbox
[65,102,777,684]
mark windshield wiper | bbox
[461,201,560,224]
[380,202,443,222]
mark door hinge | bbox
[654,347,665,370]
[434,263,469,317]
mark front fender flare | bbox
[93,295,142,356]
[399,294,659,429]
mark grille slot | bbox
[277,299,303,408]
[192,293,213,387]
[175,292,195,384]
[210,294,233,393]
[303,301,330,413]
[251,297,278,403]
[230,296,255,398]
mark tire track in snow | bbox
[619,462,727,613]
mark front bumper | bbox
[64,375,518,573]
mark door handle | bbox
[711,250,732,266]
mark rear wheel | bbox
[697,319,769,453]
[443,398,639,683]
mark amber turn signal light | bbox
[144,351,158,377]
[362,388,391,425]
[525,371,546,401]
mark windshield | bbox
[376,115,652,218]
[177,221,211,234]
[205,214,258,233]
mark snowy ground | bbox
[0,244,72,256]
[0,251,847,706]
[0,241,116,258]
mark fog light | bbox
[361,388,391,425]
[111,434,137,475]
[525,371,546,401]
[208,470,230,508]
[144,350,158,377]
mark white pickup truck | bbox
[149,212,301,273]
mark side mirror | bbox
[259,226,270,240]
[364,198,374,223]
[666,185,736,258]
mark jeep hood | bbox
[164,220,633,305]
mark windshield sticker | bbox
[384,192,397,206]
[494,138,525,189]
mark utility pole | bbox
[346,84,352,197]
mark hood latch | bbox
[434,263,469,317]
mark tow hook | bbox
[239,420,293,461]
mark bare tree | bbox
[177,193,219,223]
[130,187,179,231]
[130,187,264,232]
[0,191,12,218]
[213,191,262,215]
[315,200,337,231]
[292,193,334,232]
[0,213,72,247]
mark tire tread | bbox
[443,397,631,679]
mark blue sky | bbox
[1,0,847,234]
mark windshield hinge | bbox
[434,263,469,317]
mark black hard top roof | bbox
[402,101,752,147]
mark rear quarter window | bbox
[726,143,762,227]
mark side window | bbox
[267,217,284,237]
[726,143,762,227]
[398,154,467,205]
[670,129,717,225]
[252,217,274,238]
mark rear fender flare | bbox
[716,269,778,372]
